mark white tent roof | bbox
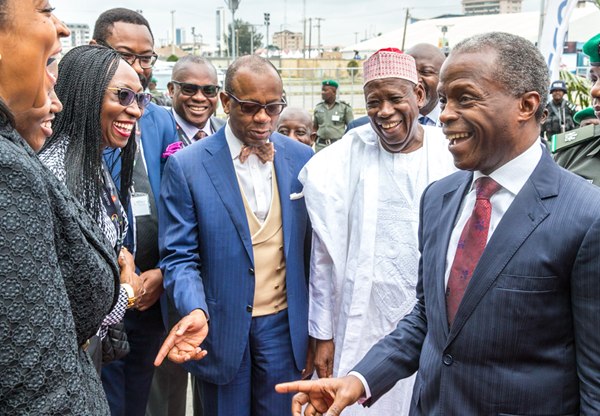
[342,7,600,59]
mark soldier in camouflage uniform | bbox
[313,80,353,152]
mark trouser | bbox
[315,137,339,153]
[102,304,164,416]
[196,308,301,416]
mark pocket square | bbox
[290,192,304,200]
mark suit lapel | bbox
[445,150,558,347]
[436,172,472,338]
[272,135,293,258]
[202,132,254,263]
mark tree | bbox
[225,19,264,56]
[347,60,359,79]
[166,54,179,62]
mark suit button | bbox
[443,354,453,366]
[246,305,253,313]
[249,268,255,276]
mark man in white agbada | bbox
[299,47,456,415]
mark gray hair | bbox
[172,55,218,81]
[451,32,549,121]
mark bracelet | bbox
[121,283,136,308]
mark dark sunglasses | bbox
[97,40,158,69]
[107,87,153,110]
[225,92,287,116]
[171,81,221,98]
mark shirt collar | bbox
[424,102,441,125]
[224,122,272,161]
[472,138,543,196]
[172,108,213,141]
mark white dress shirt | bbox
[350,139,543,402]
[225,122,273,223]
[172,109,214,142]
[419,102,442,127]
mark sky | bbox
[53,0,542,50]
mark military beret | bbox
[322,80,338,88]
[151,77,158,83]
[574,107,597,124]
[583,33,600,66]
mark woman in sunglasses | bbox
[39,45,150,371]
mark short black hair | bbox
[225,55,281,96]
[172,55,218,82]
[93,8,154,43]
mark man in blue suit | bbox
[94,8,179,416]
[277,32,600,415]
[157,55,313,416]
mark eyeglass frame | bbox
[107,87,153,110]
[171,81,222,98]
[225,91,287,116]
[96,40,158,69]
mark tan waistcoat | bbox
[239,168,287,317]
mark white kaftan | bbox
[300,123,456,415]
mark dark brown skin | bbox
[588,66,600,120]
[438,50,541,175]
[365,77,426,154]
[406,43,446,116]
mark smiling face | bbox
[101,61,143,149]
[590,66,600,120]
[0,0,69,112]
[14,60,62,151]
[407,44,445,116]
[551,89,564,103]
[99,22,154,90]
[277,107,316,146]
[364,77,425,153]
[169,62,219,129]
[439,51,537,174]
[221,67,283,147]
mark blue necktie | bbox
[419,115,430,126]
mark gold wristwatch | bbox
[121,283,136,308]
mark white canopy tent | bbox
[342,7,600,60]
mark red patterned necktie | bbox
[446,176,502,327]
[239,143,276,164]
[193,130,208,141]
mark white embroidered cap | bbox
[363,47,419,86]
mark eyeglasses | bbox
[97,40,158,69]
[225,92,287,116]
[107,87,153,110]
[171,81,221,98]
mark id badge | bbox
[332,115,340,121]
[131,193,151,216]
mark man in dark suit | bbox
[167,55,226,146]
[276,31,600,416]
[93,8,179,416]
[156,55,313,416]
[149,54,226,416]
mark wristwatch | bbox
[121,283,136,308]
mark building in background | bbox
[461,0,522,15]
[176,28,186,45]
[272,30,304,50]
[216,7,228,57]
[60,23,91,51]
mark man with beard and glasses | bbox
[90,8,179,416]
[346,44,445,133]
[277,32,600,416]
[294,48,456,416]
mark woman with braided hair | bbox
[0,1,126,414]
[39,45,150,371]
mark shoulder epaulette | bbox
[551,124,600,153]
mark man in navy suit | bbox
[156,55,313,416]
[93,8,179,416]
[277,32,600,415]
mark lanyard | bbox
[101,160,124,253]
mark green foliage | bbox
[225,19,264,56]
[347,60,359,78]
[560,69,591,109]
[166,54,179,62]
